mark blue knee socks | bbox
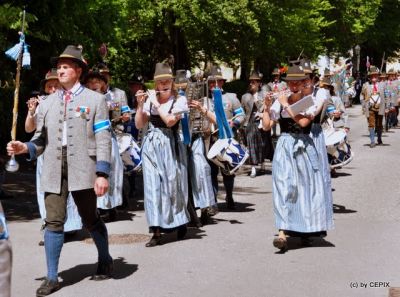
[44,229,64,281]
[369,128,375,144]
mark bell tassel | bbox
[5,32,26,61]
[22,44,31,69]
[5,41,23,61]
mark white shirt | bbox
[62,83,82,146]
[143,94,187,116]
[308,88,330,116]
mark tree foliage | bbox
[0,0,399,147]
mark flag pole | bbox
[6,10,26,172]
[10,10,26,142]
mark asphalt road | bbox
[4,104,400,297]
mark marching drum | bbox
[324,129,346,147]
[117,133,142,173]
[324,129,354,168]
[207,138,249,175]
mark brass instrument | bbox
[186,80,210,134]
[254,95,265,115]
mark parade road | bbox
[4,105,400,297]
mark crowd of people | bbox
[2,44,400,296]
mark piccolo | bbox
[135,89,171,97]
[266,90,292,100]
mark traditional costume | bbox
[242,70,274,178]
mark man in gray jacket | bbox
[7,45,113,296]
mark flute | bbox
[266,89,292,100]
[135,89,171,97]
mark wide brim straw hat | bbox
[154,62,174,81]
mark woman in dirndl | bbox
[25,69,82,245]
[309,76,335,184]
[262,65,334,252]
[242,70,274,178]
[135,62,189,247]
[303,65,334,232]
[83,71,124,220]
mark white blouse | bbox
[143,94,187,116]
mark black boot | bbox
[200,210,211,225]
[225,195,236,210]
[89,220,113,280]
[223,174,235,210]
[377,129,383,145]
[177,225,187,240]
[187,196,202,228]
[91,260,114,281]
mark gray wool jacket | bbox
[26,84,111,194]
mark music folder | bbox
[282,95,314,117]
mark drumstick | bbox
[211,114,241,135]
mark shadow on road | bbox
[233,186,271,195]
[216,202,255,213]
[159,228,207,246]
[331,172,352,178]
[362,143,391,147]
[1,162,41,221]
[333,204,357,214]
[274,237,336,254]
[47,257,139,289]
[213,218,244,224]
[1,184,40,222]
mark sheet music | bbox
[281,95,314,117]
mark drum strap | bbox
[213,87,232,139]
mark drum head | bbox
[207,138,249,175]
[324,130,346,147]
[117,133,133,154]
[207,139,230,159]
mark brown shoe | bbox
[145,235,161,247]
[273,237,288,252]
[36,278,60,296]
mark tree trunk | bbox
[169,11,190,71]
[240,56,249,81]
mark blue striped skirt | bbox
[142,126,189,230]
[97,135,124,209]
[310,123,334,228]
[189,136,216,209]
[272,133,334,233]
